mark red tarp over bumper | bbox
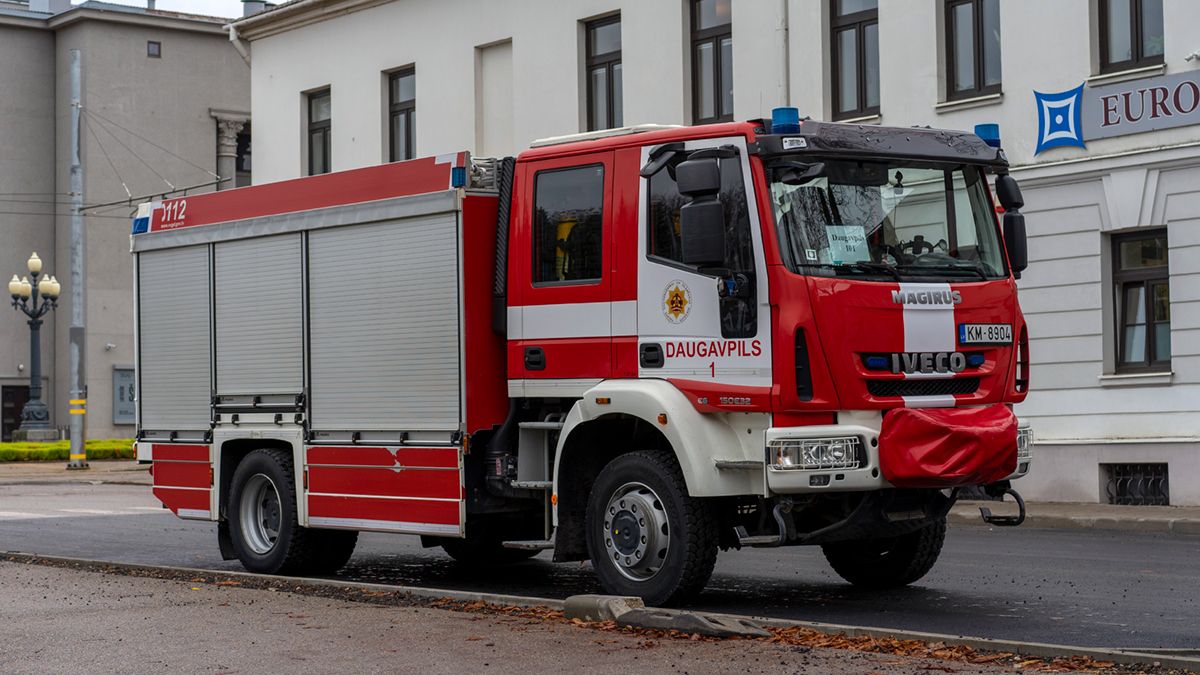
[879,404,1017,488]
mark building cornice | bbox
[48,7,228,34]
[231,0,396,41]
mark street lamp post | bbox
[8,252,60,434]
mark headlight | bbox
[769,437,862,471]
[1017,427,1034,461]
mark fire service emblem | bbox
[662,280,691,324]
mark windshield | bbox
[769,159,1007,280]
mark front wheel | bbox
[820,518,947,589]
[585,450,718,607]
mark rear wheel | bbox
[585,450,718,607]
[820,517,947,588]
[228,448,315,575]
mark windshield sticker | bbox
[805,248,818,261]
[662,280,692,324]
[826,225,870,264]
[782,137,808,150]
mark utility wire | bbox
[83,109,174,192]
[81,106,219,180]
[83,114,133,200]
[0,209,134,219]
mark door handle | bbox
[524,346,546,371]
[639,343,664,369]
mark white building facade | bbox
[232,0,1200,505]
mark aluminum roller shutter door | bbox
[214,234,304,395]
[139,246,211,432]
[308,213,460,430]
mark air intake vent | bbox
[866,377,980,398]
[795,328,813,402]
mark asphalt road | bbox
[2,481,1198,651]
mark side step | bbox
[510,480,552,490]
[501,539,555,551]
[734,526,780,547]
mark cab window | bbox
[533,165,604,285]
[646,154,757,338]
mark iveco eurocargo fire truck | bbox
[132,110,1034,606]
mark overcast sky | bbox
[87,0,250,20]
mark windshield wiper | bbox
[894,263,989,281]
[797,261,902,281]
[848,262,901,281]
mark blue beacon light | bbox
[974,123,1001,148]
[772,107,801,135]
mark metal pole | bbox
[68,49,88,470]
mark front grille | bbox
[1105,463,1169,506]
[866,377,980,398]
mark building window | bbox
[946,0,1001,100]
[831,0,879,120]
[389,69,415,162]
[691,0,732,125]
[235,129,252,188]
[1113,230,1170,372]
[147,41,161,58]
[533,165,604,285]
[308,90,331,176]
[1100,0,1164,74]
[586,16,622,131]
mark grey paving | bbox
[0,561,1022,675]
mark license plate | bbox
[959,323,1012,345]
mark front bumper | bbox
[764,415,1033,495]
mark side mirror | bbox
[675,157,721,196]
[680,199,726,267]
[1003,211,1028,279]
[674,157,726,267]
[994,174,1024,211]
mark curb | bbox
[5,552,1197,672]
[948,509,1200,535]
[1,552,565,611]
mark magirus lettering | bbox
[891,352,967,374]
[891,290,962,306]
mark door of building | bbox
[2,386,30,442]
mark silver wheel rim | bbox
[239,473,281,555]
[602,481,669,582]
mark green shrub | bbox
[0,439,135,462]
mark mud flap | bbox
[217,520,237,560]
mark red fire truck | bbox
[132,111,1033,606]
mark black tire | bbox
[585,450,718,607]
[309,529,359,575]
[821,517,947,589]
[227,448,316,575]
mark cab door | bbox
[509,152,614,393]
[636,138,773,410]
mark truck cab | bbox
[500,116,1032,603]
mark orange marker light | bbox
[657,413,668,425]
[551,494,558,505]
[595,397,611,404]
